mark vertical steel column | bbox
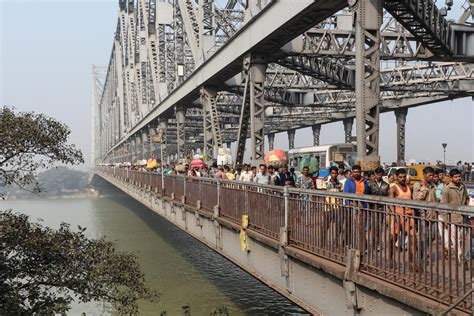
[142,130,148,159]
[234,54,267,166]
[267,133,275,151]
[201,86,222,160]
[135,134,142,161]
[395,108,408,166]
[176,106,186,160]
[312,124,321,146]
[130,139,136,162]
[249,55,267,165]
[343,118,354,144]
[149,125,157,158]
[157,119,168,162]
[125,140,131,162]
[355,0,383,170]
[287,129,295,150]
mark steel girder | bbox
[96,0,474,165]
[384,0,452,56]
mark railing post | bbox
[161,172,165,195]
[216,180,221,213]
[284,186,289,231]
[183,175,186,204]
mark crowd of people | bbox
[133,160,470,208]
[121,159,471,265]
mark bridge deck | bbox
[100,167,473,314]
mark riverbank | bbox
[1,188,100,201]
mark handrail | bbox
[104,168,474,214]
[98,167,473,314]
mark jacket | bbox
[343,177,369,195]
[275,172,295,186]
[368,180,390,196]
[441,182,469,223]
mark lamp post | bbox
[442,143,447,168]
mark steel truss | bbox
[94,0,474,167]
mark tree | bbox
[0,211,159,315]
[0,107,159,314]
[0,106,84,191]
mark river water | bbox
[2,181,307,315]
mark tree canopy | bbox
[0,211,159,315]
[1,107,159,314]
[0,106,84,191]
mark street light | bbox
[442,143,447,167]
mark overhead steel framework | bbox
[93,0,474,168]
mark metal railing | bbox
[98,167,473,313]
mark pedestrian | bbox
[267,165,278,185]
[340,169,351,190]
[322,166,342,192]
[253,164,270,185]
[224,165,235,180]
[467,162,472,181]
[239,164,253,182]
[413,167,436,202]
[388,168,416,270]
[215,167,226,180]
[440,169,470,263]
[368,167,389,196]
[296,166,315,190]
[275,164,295,186]
[463,162,472,181]
[365,171,375,182]
[412,167,437,260]
[200,165,209,178]
[320,166,341,245]
[250,166,257,181]
[434,169,445,202]
[234,165,242,180]
[337,164,346,182]
[343,165,368,196]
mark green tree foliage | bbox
[0,107,159,314]
[0,211,159,314]
[0,107,84,191]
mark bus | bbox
[287,143,357,177]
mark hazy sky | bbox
[1,0,473,168]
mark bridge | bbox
[96,167,473,315]
[92,0,474,314]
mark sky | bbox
[1,0,473,169]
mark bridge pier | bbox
[395,108,408,166]
[288,129,295,149]
[267,133,275,151]
[312,124,321,146]
[176,107,186,160]
[354,0,383,171]
[343,118,354,144]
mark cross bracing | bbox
[94,0,474,166]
